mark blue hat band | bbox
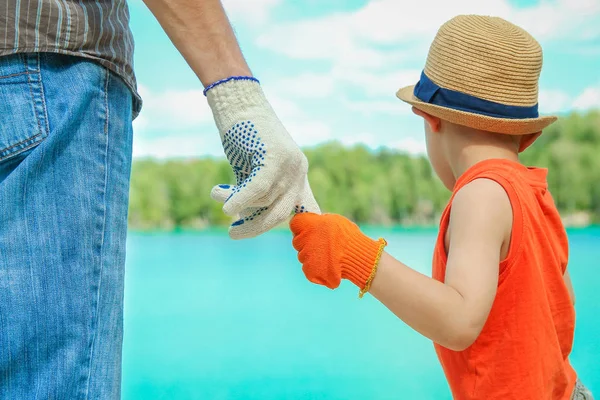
[413,71,539,119]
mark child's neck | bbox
[450,144,520,180]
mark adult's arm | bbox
[142,0,251,86]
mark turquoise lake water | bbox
[122,227,599,399]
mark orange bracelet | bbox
[358,238,387,298]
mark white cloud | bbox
[134,85,213,133]
[133,132,223,159]
[255,0,599,121]
[131,117,332,159]
[343,98,411,116]
[132,113,148,132]
[263,92,303,117]
[222,0,282,24]
[334,68,420,97]
[568,44,600,56]
[262,90,333,146]
[390,137,427,155]
[131,0,598,160]
[510,0,600,41]
[132,83,335,156]
[287,121,333,147]
[256,14,363,65]
[132,85,219,159]
[573,86,600,110]
[349,0,512,44]
[257,0,600,66]
[539,90,572,113]
[538,85,600,113]
[263,66,419,114]
[266,73,336,98]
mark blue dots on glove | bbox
[222,120,267,198]
[294,205,307,214]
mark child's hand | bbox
[290,213,386,294]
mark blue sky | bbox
[128,0,600,159]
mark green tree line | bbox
[128,110,600,229]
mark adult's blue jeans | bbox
[0,53,133,399]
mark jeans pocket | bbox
[0,54,50,163]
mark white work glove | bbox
[206,77,320,239]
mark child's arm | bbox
[370,179,512,350]
[563,269,575,305]
[290,178,512,351]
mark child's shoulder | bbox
[453,158,545,199]
[450,178,512,230]
[445,178,513,257]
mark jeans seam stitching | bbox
[0,138,45,162]
[24,54,44,144]
[84,67,111,400]
[0,71,30,80]
[34,54,51,134]
[0,55,48,159]
[0,132,44,156]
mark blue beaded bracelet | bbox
[203,76,260,96]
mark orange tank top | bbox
[432,159,577,400]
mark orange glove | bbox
[290,213,387,296]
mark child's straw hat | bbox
[396,15,557,151]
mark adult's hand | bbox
[207,78,320,239]
[142,0,320,238]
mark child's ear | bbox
[412,107,441,133]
